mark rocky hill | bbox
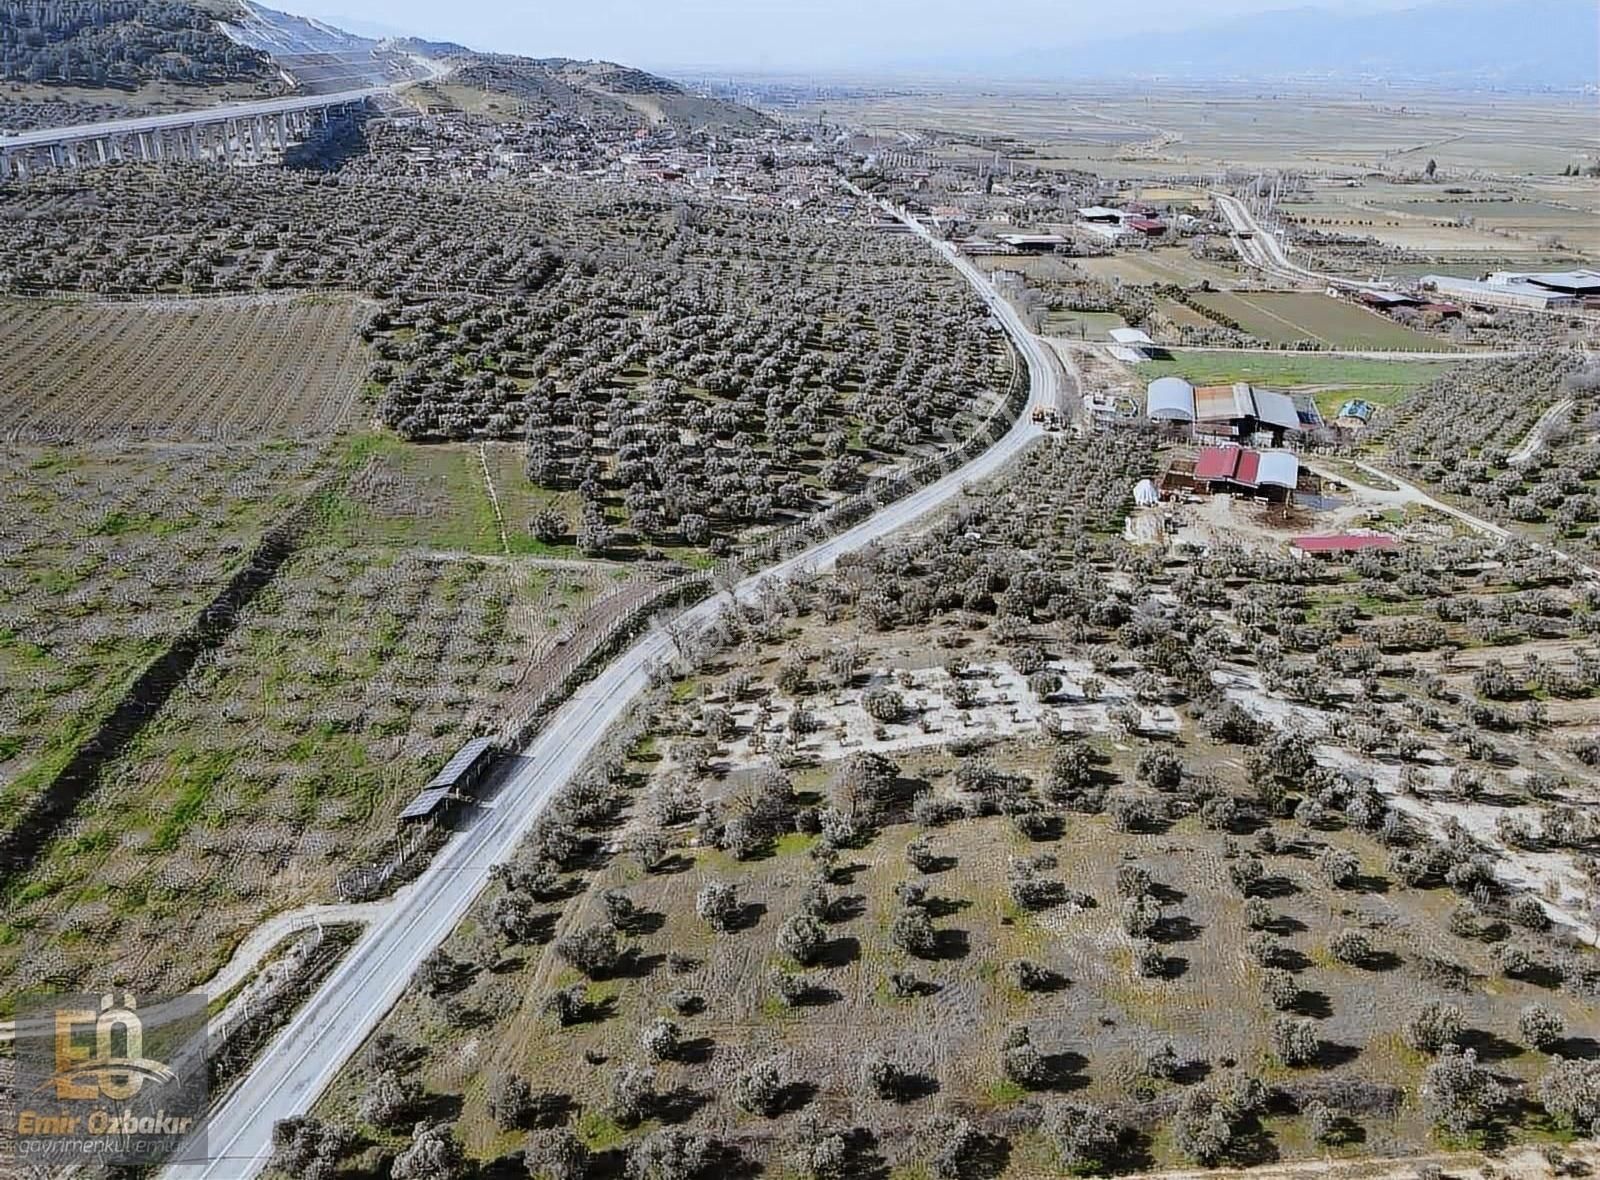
[427,52,771,132]
[0,0,276,88]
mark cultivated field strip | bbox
[0,296,371,443]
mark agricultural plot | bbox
[1189,292,1449,351]
[1073,249,1243,289]
[0,295,372,443]
[0,442,327,824]
[366,196,1010,551]
[1134,350,1452,392]
[1375,352,1600,564]
[299,435,1600,1180]
[0,535,663,1009]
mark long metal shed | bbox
[398,736,498,822]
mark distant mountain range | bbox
[982,0,1599,86]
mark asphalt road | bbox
[163,202,1064,1180]
[1211,190,1386,294]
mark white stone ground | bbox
[1216,664,1600,947]
[689,659,1182,773]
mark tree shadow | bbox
[919,854,959,874]
[1364,950,1404,972]
[933,928,971,961]
[1149,882,1188,905]
[1173,1059,1213,1086]
[788,984,844,1008]
[1320,1116,1367,1148]
[1265,914,1308,936]
[1108,1129,1158,1174]
[655,1086,711,1124]
[1315,1040,1362,1069]
[1292,990,1334,1019]
[1155,915,1204,944]
[829,894,868,922]
[1042,1050,1091,1091]
[779,1080,820,1114]
[1557,1036,1600,1060]
[627,910,667,936]
[414,1091,465,1123]
[677,1037,717,1066]
[818,936,861,969]
[1459,1027,1524,1062]
[647,853,696,875]
[890,1071,942,1103]
[610,951,667,981]
[831,861,871,885]
[1275,947,1314,973]
[1155,954,1189,980]
[1350,873,1391,895]
[1255,875,1300,899]
[924,895,971,919]
[726,902,768,933]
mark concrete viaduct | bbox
[0,87,383,180]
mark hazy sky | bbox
[289,0,1425,72]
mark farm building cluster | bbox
[1416,268,1600,313]
[1144,376,1317,444]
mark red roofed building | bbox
[1126,216,1168,236]
[1194,446,1243,481]
[1192,446,1300,502]
[1291,534,1400,557]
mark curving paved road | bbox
[162,200,1065,1180]
[1212,190,1388,295]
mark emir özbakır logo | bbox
[40,993,178,1102]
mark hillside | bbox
[218,1,435,92]
[416,52,771,132]
[0,0,276,88]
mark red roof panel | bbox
[1233,450,1262,487]
[1291,534,1399,553]
[1194,446,1242,481]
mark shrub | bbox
[696,880,740,931]
[905,835,941,872]
[609,1064,657,1127]
[392,1121,464,1180]
[1405,1001,1465,1055]
[733,1057,786,1117]
[528,1119,592,1176]
[1121,893,1162,938]
[891,907,938,958]
[1000,1024,1053,1088]
[1422,1046,1505,1140]
[1114,863,1152,898]
[486,1073,537,1131]
[1044,1102,1122,1174]
[1329,929,1373,966]
[1261,968,1299,1011]
[1317,846,1361,888]
[860,1051,910,1100]
[641,1017,681,1062]
[1519,1003,1565,1051]
[1271,1017,1320,1067]
[556,925,620,979]
[358,1069,420,1129]
[777,912,827,966]
[1539,1057,1600,1135]
[862,687,907,723]
[626,1127,714,1180]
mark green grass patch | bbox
[1137,351,1454,390]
